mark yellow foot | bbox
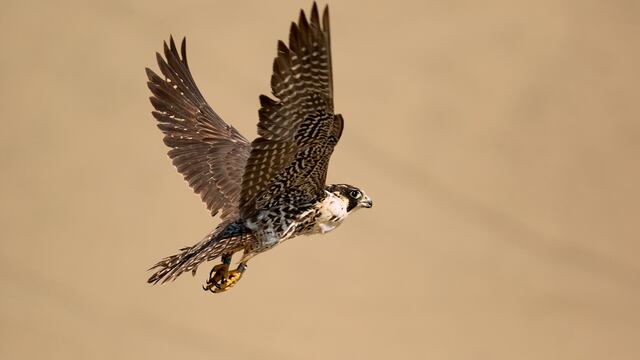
[203,263,246,293]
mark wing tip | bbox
[310,2,320,26]
[322,4,330,32]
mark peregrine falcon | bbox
[146,2,372,293]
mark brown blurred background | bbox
[1,0,639,358]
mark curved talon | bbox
[202,257,247,293]
[202,251,248,293]
[203,262,229,292]
[211,263,229,285]
[211,269,243,293]
[203,261,248,293]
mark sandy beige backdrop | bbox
[1,0,639,359]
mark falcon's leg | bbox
[203,252,249,293]
[212,261,247,293]
[203,253,231,292]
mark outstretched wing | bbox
[146,37,250,221]
[240,3,344,217]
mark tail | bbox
[147,222,250,284]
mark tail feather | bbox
[147,222,251,284]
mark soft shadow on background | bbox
[1,0,639,358]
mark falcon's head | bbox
[326,184,373,212]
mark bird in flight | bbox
[146,2,372,293]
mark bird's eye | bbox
[350,190,361,199]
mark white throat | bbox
[312,191,349,234]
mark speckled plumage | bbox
[146,3,372,291]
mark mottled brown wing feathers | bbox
[146,37,250,221]
[240,3,343,217]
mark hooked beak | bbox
[360,195,373,208]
